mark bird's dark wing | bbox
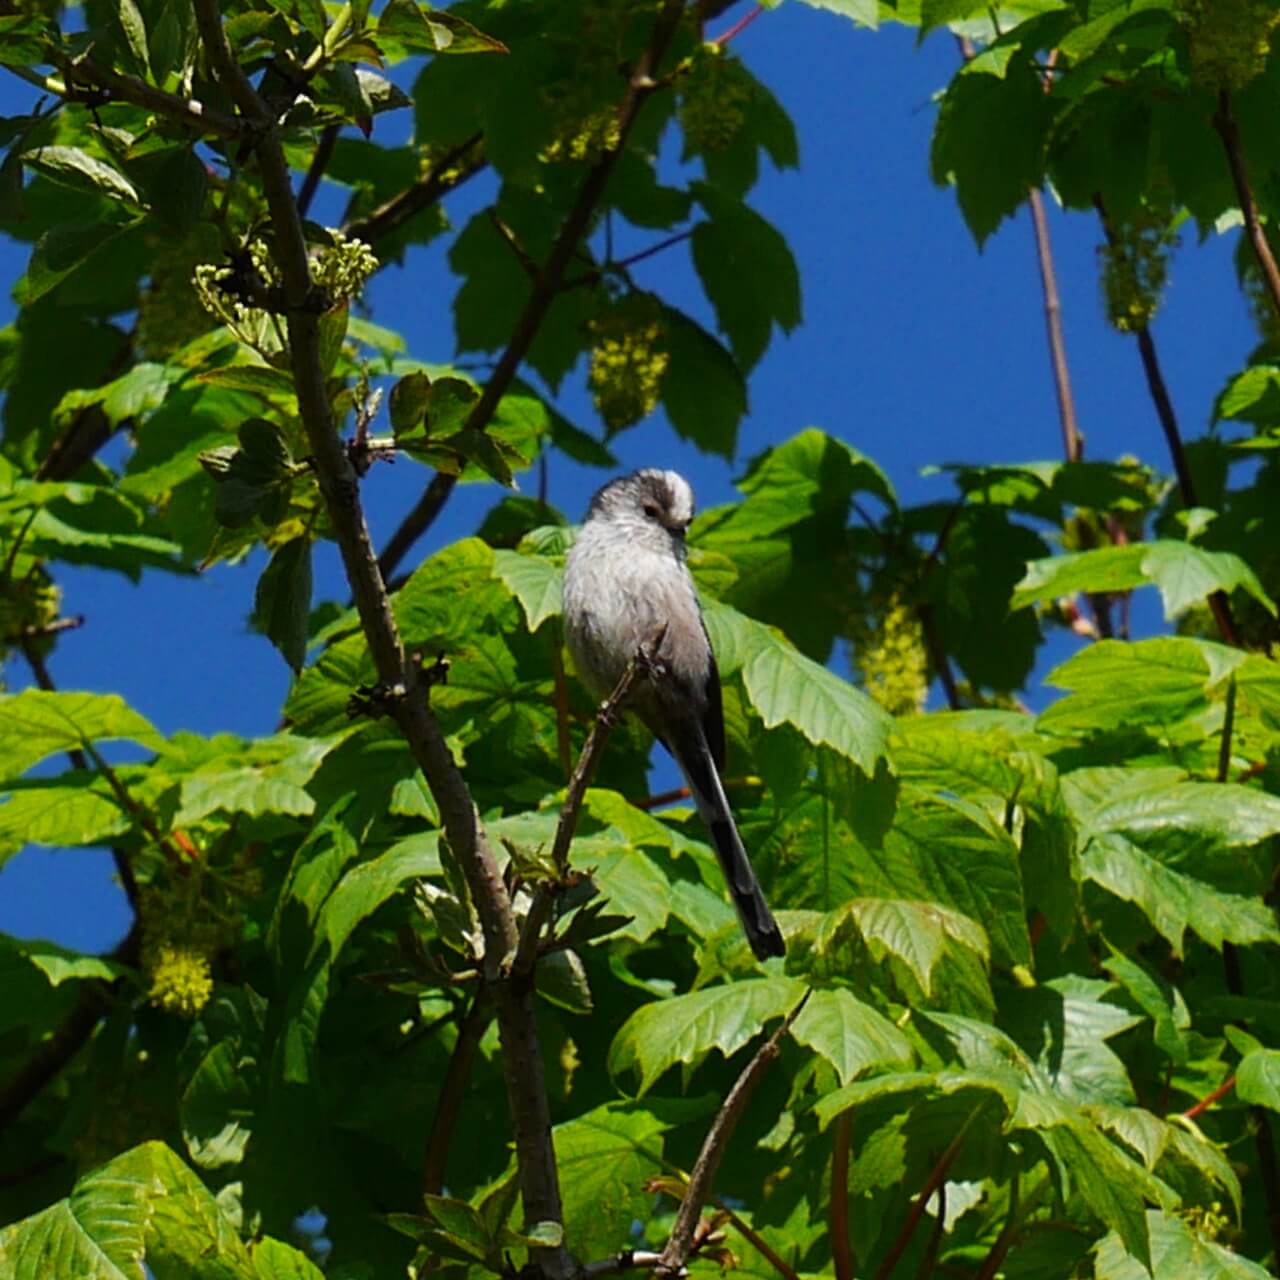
[702,626,726,773]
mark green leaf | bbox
[0,1140,254,1277]
[609,977,804,1093]
[249,1238,326,1280]
[20,220,141,305]
[389,370,432,431]
[493,548,562,632]
[659,305,747,458]
[23,146,139,206]
[555,1103,673,1262]
[690,186,801,371]
[181,1040,257,1169]
[0,935,127,987]
[930,58,1053,244]
[1039,637,1239,736]
[1094,1208,1271,1280]
[253,537,314,673]
[0,689,162,777]
[196,365,298,397]
[115,0,152,80]
[703,600,892,775]
[0,777,129,861]
[165,732,343,824]
[1081,831,1280,955]
[376,0,507,55]
[1237,1049,1280,1111]
[790,987,914,1084]
[1012,542,1276,620]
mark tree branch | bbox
[189,6,574,1273]
[1028,187,1082,463]
[344,134,486,245]
[1213,88,1280,320]
[297,123,339,218]
[53,53,245,139]
[376,0,689,583]
[655,992,811,1278]
[1093,197,1240,648]
[423,986,495,1195]
[584,1251,665,1278]
[512,637,654,978]
[872,1108,979,1280]
[831,1111,855,1280]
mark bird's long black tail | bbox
[673,728,785,960]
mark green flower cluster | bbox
[1099,205,1179,334]
[853,593,930,717]
[1183,0,1280,88]
[587,297,669,431]
[679,44,753,152]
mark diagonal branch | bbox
[1093,197,1239,648]
[512,635,656,978]
[376,0,690,584]
[655,992,811,1278]
[188,5,575,1274]
[422,986,495,1195]
[1214,88,1280,320]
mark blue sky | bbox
[0,4,1260,953]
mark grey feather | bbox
[562,469,785,960]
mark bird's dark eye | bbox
[642,503,659,520]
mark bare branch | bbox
[1093,197,1240,648]
[655,991,811,1278]
[831,1111,855,1280]
[512,635,655,978]
[872,1110,979,1280]
[344,134,486,245]
[423,987,495,1195]
[54,54,244,138]
[1214,88,1280,320]
[1028,188,1082,463]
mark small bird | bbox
[562,469,785,960]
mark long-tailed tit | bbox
[562,469,785,960]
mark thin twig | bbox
[344,133,485,244]
[711,1199,801,1280]
[1028,188,1082,463]
[831,1111,855,1280]
[561,229,696,292]
[512,637,656,978]
[297,123,338,218]
[1213,88,1280,320]
[712,4,764,45]
[376,0,689,584]
[4,614,84,643]
[376,471,456,583]
[1182,1073,1236,1121]
[635,784,692,811]
[583,1251,665,1278]
[655,991,811,1278]
[872,1111,978,1280]
[189,6,573,1274]
[56,54,244,138]
[20,639,141,910]
[917,604,961,712]
[1218,675,1236,784]
[912,1182,946,1280]
[1093,197,1239,648]
[423,986,495,1194]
